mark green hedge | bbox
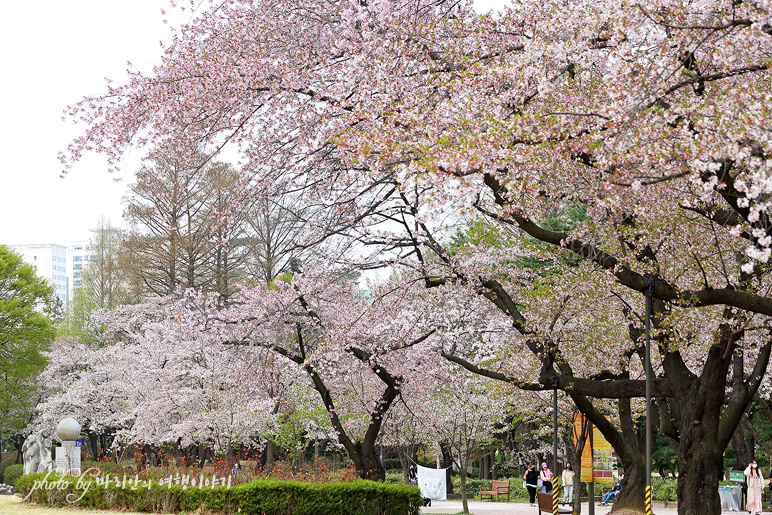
[651,477,677,501]
[15,472,421,515]
[3,464,23,486]
[0,454,18,483]
[385,471,404,485]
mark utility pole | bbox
[644,276,655,515]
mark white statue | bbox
[22,432,53,475]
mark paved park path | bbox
[0,494,747,515]
[421,500,709,515]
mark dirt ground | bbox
[0,495,147,515]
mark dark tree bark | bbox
[198,444,209,469]
[348,441,385,481]
[397,447,412,485]
[654,311,772,515]
[13,436,23,464]
[440,442,454,493]
[571,394,647,513]
[85,430,98,462]
[479,453,495,480]
[732,426,753,468]
[740,415,772,459]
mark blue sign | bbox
[75,440,84,447]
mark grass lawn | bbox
[0,495,147,515]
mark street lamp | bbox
[644,276,655,515]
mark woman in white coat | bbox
[744,460,764,515]
[562,463,574,503]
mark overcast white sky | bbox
[0,0,505,247]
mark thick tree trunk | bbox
[481,454,493,479]
[655,313,772,515]
[283,326,427,483]
[448,276,771,515]
[676,435,722,515]
[349,441,385,481]
[610,456,645,513]
[571,395,647,513]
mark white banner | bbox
[417,465,447,501]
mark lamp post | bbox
[589,421,595,515]
[553,374,559,465]
[644,276,655,515]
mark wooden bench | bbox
[479,479,510,501]
[537,491,572,514]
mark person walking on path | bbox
[562,463,574,503]
[744,460,764,515]
[540,462,553,493]
[524,463,540,507]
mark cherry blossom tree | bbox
[35,298,280,463]
[61,1,772,513]
[172,267,439,480]
[411,366,507,514]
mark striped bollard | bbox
[552,477,560,515]
[645,485,653,515]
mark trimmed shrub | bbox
[651,477,677,501]
[0,453,19,483]
[384,471,404,485]
[15,472,421,515]
[4,464,24,486]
